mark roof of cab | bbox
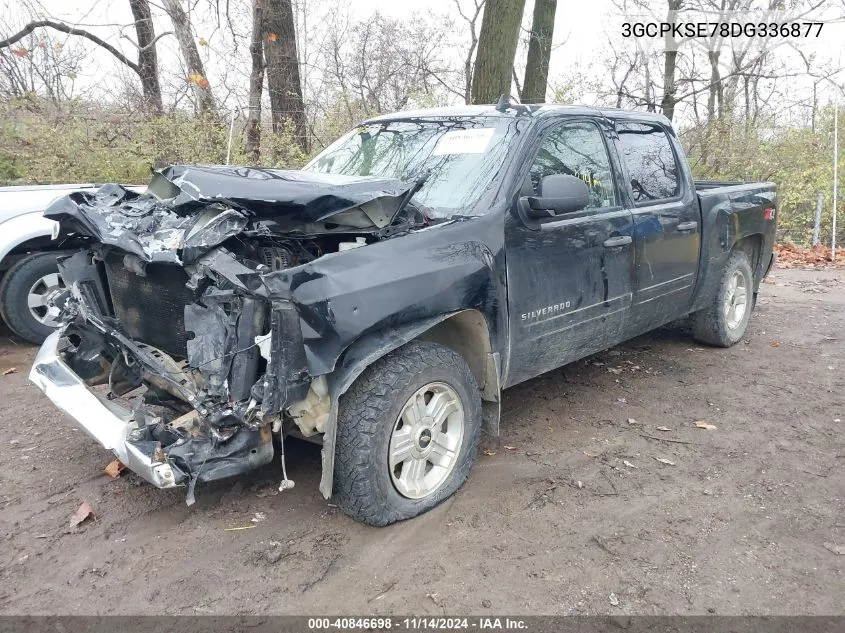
[364,103,672,126]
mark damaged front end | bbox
[30,165,420,502]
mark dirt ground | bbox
[0,267,843,616]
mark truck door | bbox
[504,118,635,387]
[614,121,700,328]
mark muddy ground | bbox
[0,267,843,616]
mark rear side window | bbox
[616,122,680,203]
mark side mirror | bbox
[523,174,590,219]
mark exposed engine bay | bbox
[38,165,428,502]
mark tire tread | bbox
[0,252,61,344]
[692,250,753,347]
[333,340,481,526]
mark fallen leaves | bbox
[198,37,208,46]
[694,420,718,430]
[622,460,638,469]
[653,457,676,466]
[69,502,95,529]
[12,47,29,57]
[2,367,17,375]
[655,426,671,432]
[823,542,845,556]
[104,459,125,478]
[771,340,781,348]
[774,243,845,269]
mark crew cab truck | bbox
[29,104,776,526]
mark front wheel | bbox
[692,250,754,347]
[333,340,482,526]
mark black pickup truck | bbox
[30,104,776,525]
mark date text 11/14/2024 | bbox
[307,617,529,630]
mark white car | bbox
[0,183,142,343]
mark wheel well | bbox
[0,235,58,272]
[733,234,763,279]
[416,310,498,401]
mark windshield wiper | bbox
[394,170,431,220]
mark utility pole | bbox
[834,102,839,263]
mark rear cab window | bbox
[615,122,681,204]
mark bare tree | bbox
[0,30,85,103]
[128,0,164,113]
[263,0,307,151]
[244,0,265,161]
[453,0,485,103]
[521,0,556,103]
[161,0,216,115]
[316,10,462,127]
[659,0,682,120]
[470,0,526,104]
[0,18,165,109]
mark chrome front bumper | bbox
[29,331,180,489]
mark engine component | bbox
[287,375,330,436]
[260,246,295,270]
[338,237,367,251]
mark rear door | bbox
[504,118,635,387]
[614,121,700,328]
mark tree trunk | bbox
[707,49,722,122]
[128,0,163,113]
[659,0,681,121]
[470,0,526,105]
[521,0,555,104]
[245,0,265,162]
[161,0,216,115]
[263,0,308,152]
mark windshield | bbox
[303,117,523,218]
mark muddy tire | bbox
[0,252,64,344]
[333,340,482,526]
[692,250,754,347]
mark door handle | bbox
[676,221,698,232]
[603,235,632,248]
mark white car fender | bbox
[0,212,59,265]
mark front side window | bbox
[303,118,523,219]
[616,122,681,203]
[529,121,617,209]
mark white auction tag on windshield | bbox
[431,128,495,155]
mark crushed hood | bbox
[44,165,415,264]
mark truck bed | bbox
[689,180,777,314]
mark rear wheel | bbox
[333,340,482,526]
[0,252,64,344]
[692,250,754,347]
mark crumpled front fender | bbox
[316,313,462,498]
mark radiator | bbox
[103,255,196,358]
